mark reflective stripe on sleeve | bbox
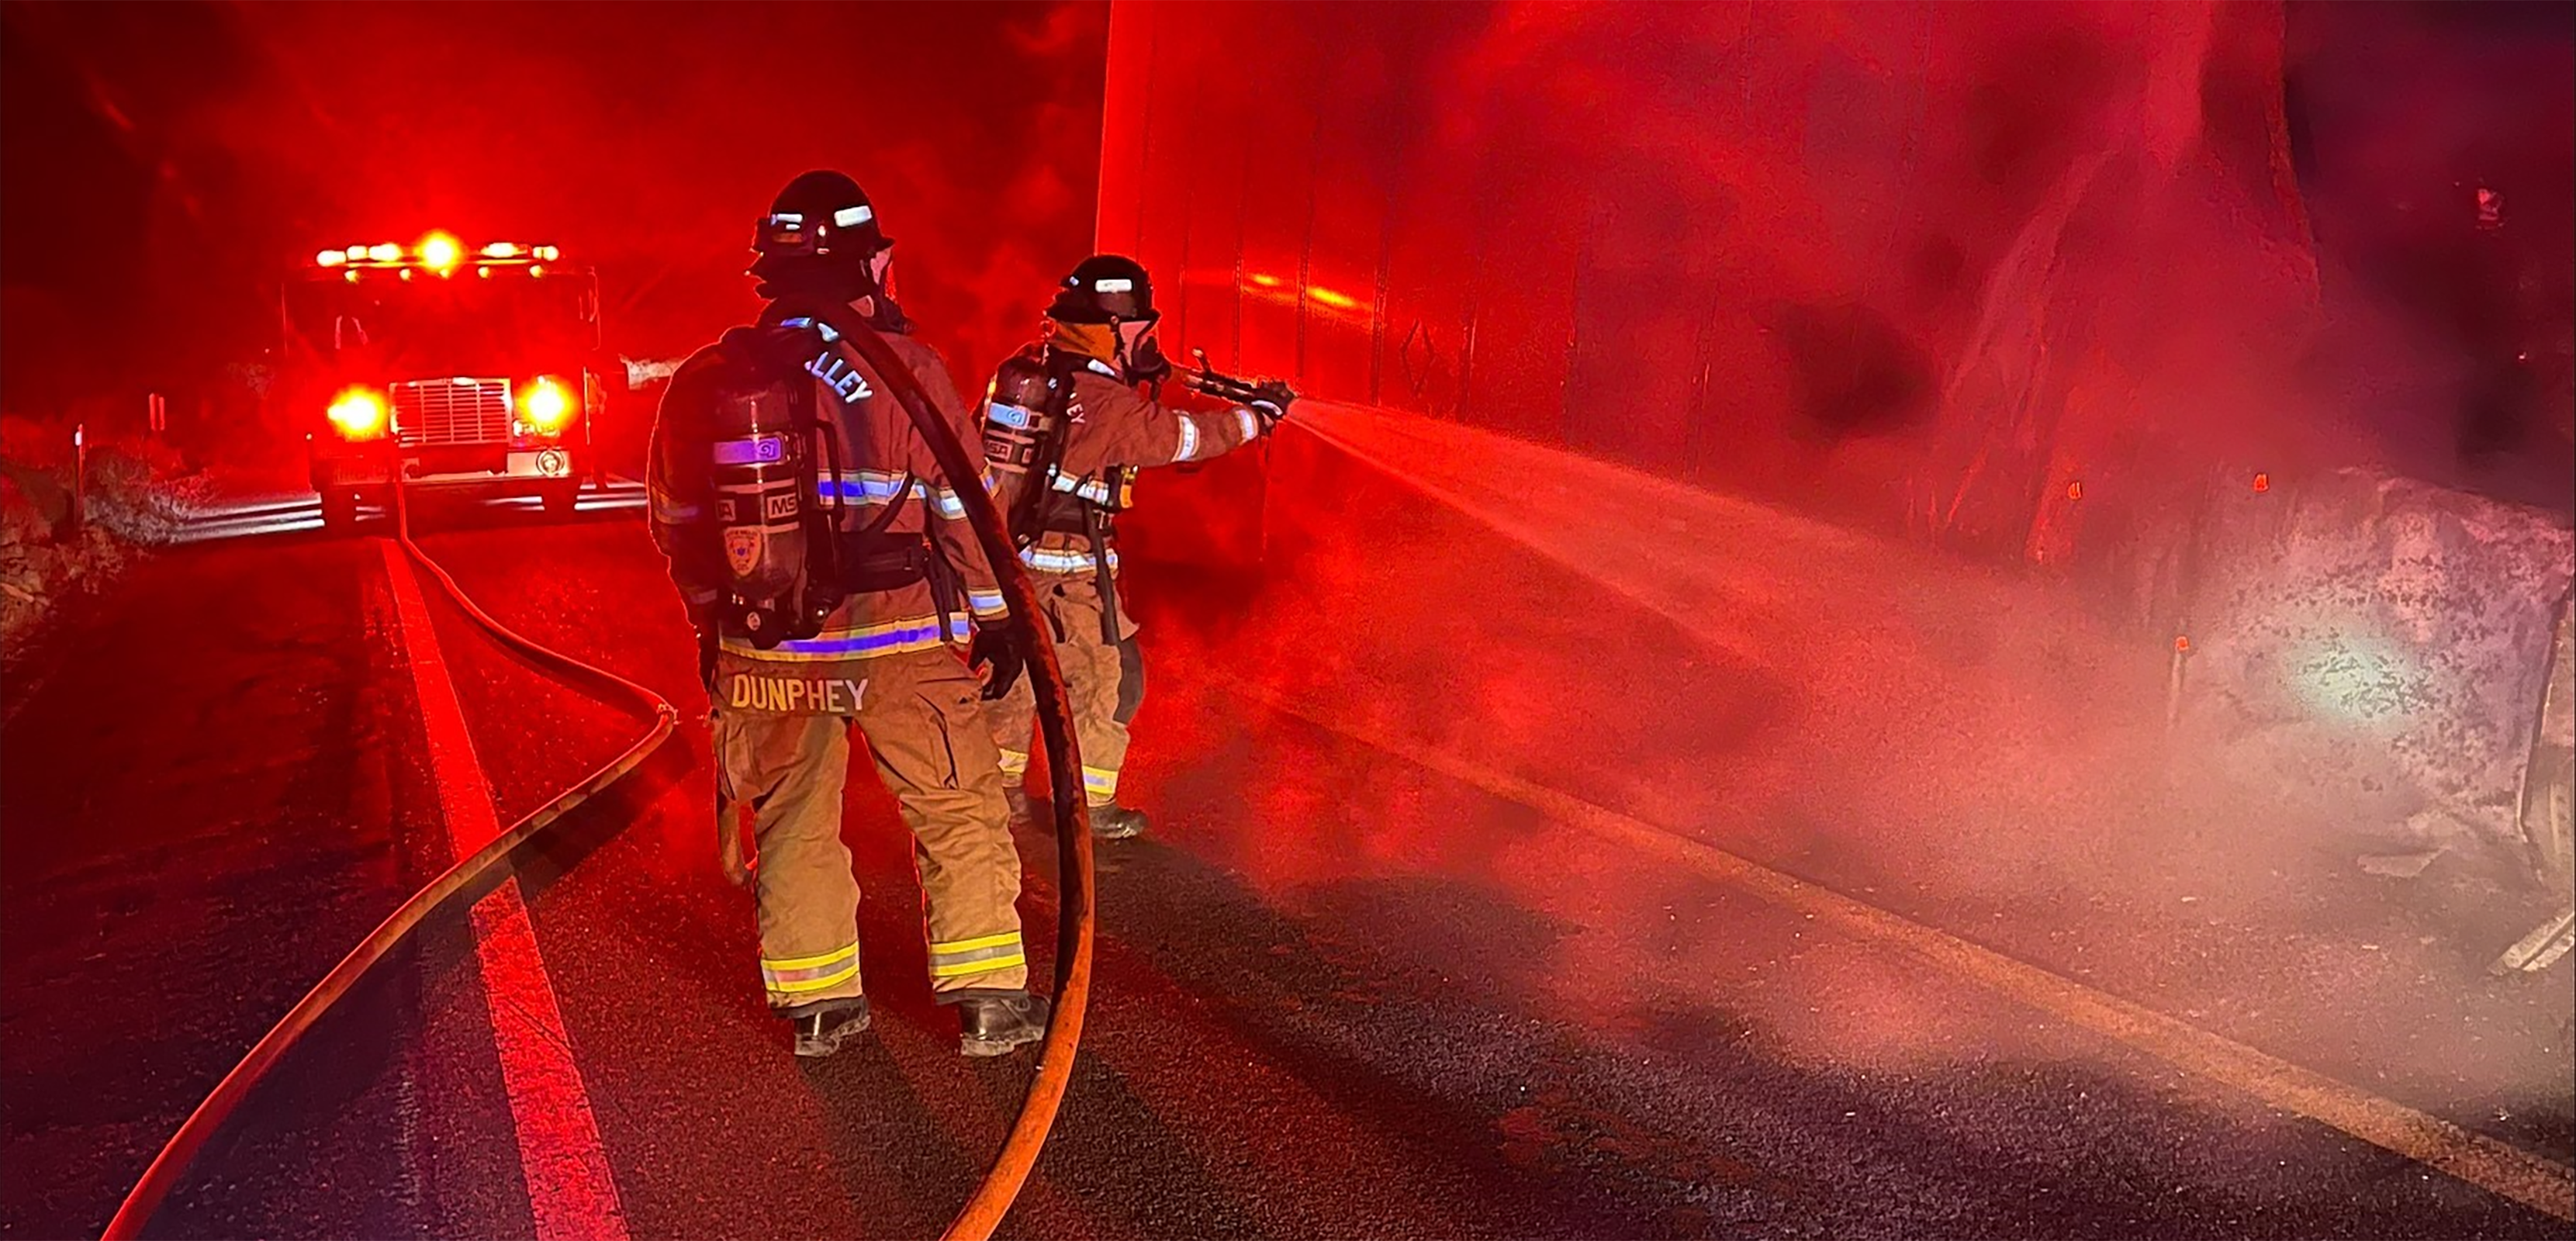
[1176,415,1202,462]
[1081,765,1119,801]
[997,748,1029,777]
[967,588,1008,617]
[1236,407,1261,441]
[1047,471,1116,505]
[816,472,911,506]
[928,931,1025,979]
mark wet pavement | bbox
[2,460,2569,1239]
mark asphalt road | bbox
[2,484,2569,1240]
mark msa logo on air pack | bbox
[716,491,805,524]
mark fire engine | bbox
[280,232,617,530]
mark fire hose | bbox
[101,323,1093,1240]
[819,306,1095,1241]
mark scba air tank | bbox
[981,345,1061,527]
[708,380,816,643]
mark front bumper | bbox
[311,444,579,493]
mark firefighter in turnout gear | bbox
[979,254,1294,838]
[648,171,1045,1059]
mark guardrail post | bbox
[69,423,87,534]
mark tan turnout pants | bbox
[986,573,1143,807]
[714,648,1027,1009]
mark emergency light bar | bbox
[316,237,563,271]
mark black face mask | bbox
[1124,333,1171,385]
[755,261,869,306]
[757,261,909,334]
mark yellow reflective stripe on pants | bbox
[928,931,1025,979]
[762,942,861,994]
[993,752,1116,801]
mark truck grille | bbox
[392,378,512,446]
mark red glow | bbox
[2066,482,2084,501]
[2253,472,2271,493]
[1102,1,2330,551]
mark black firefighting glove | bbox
[970,623,1029,701]
[1248,379,1298,430]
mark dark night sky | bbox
[2,0,1108,418]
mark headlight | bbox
[327,387,388,441]
[518,376,574,435]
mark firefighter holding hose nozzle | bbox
[977,255,1295,838]
[647,171,1046,1059]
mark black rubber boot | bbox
[953,990,1049,1057]
[1090,804,1150,840]
[784,997,872,1059]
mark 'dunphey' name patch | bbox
[724,672,868,714]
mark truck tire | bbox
[321,489,360,533]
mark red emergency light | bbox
[316,237,564,273]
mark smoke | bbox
[1104,1,2571,1125]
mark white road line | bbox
[379,539,630,1241]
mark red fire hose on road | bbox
[819,307,1095,1241]
[102,322,1092,1240]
